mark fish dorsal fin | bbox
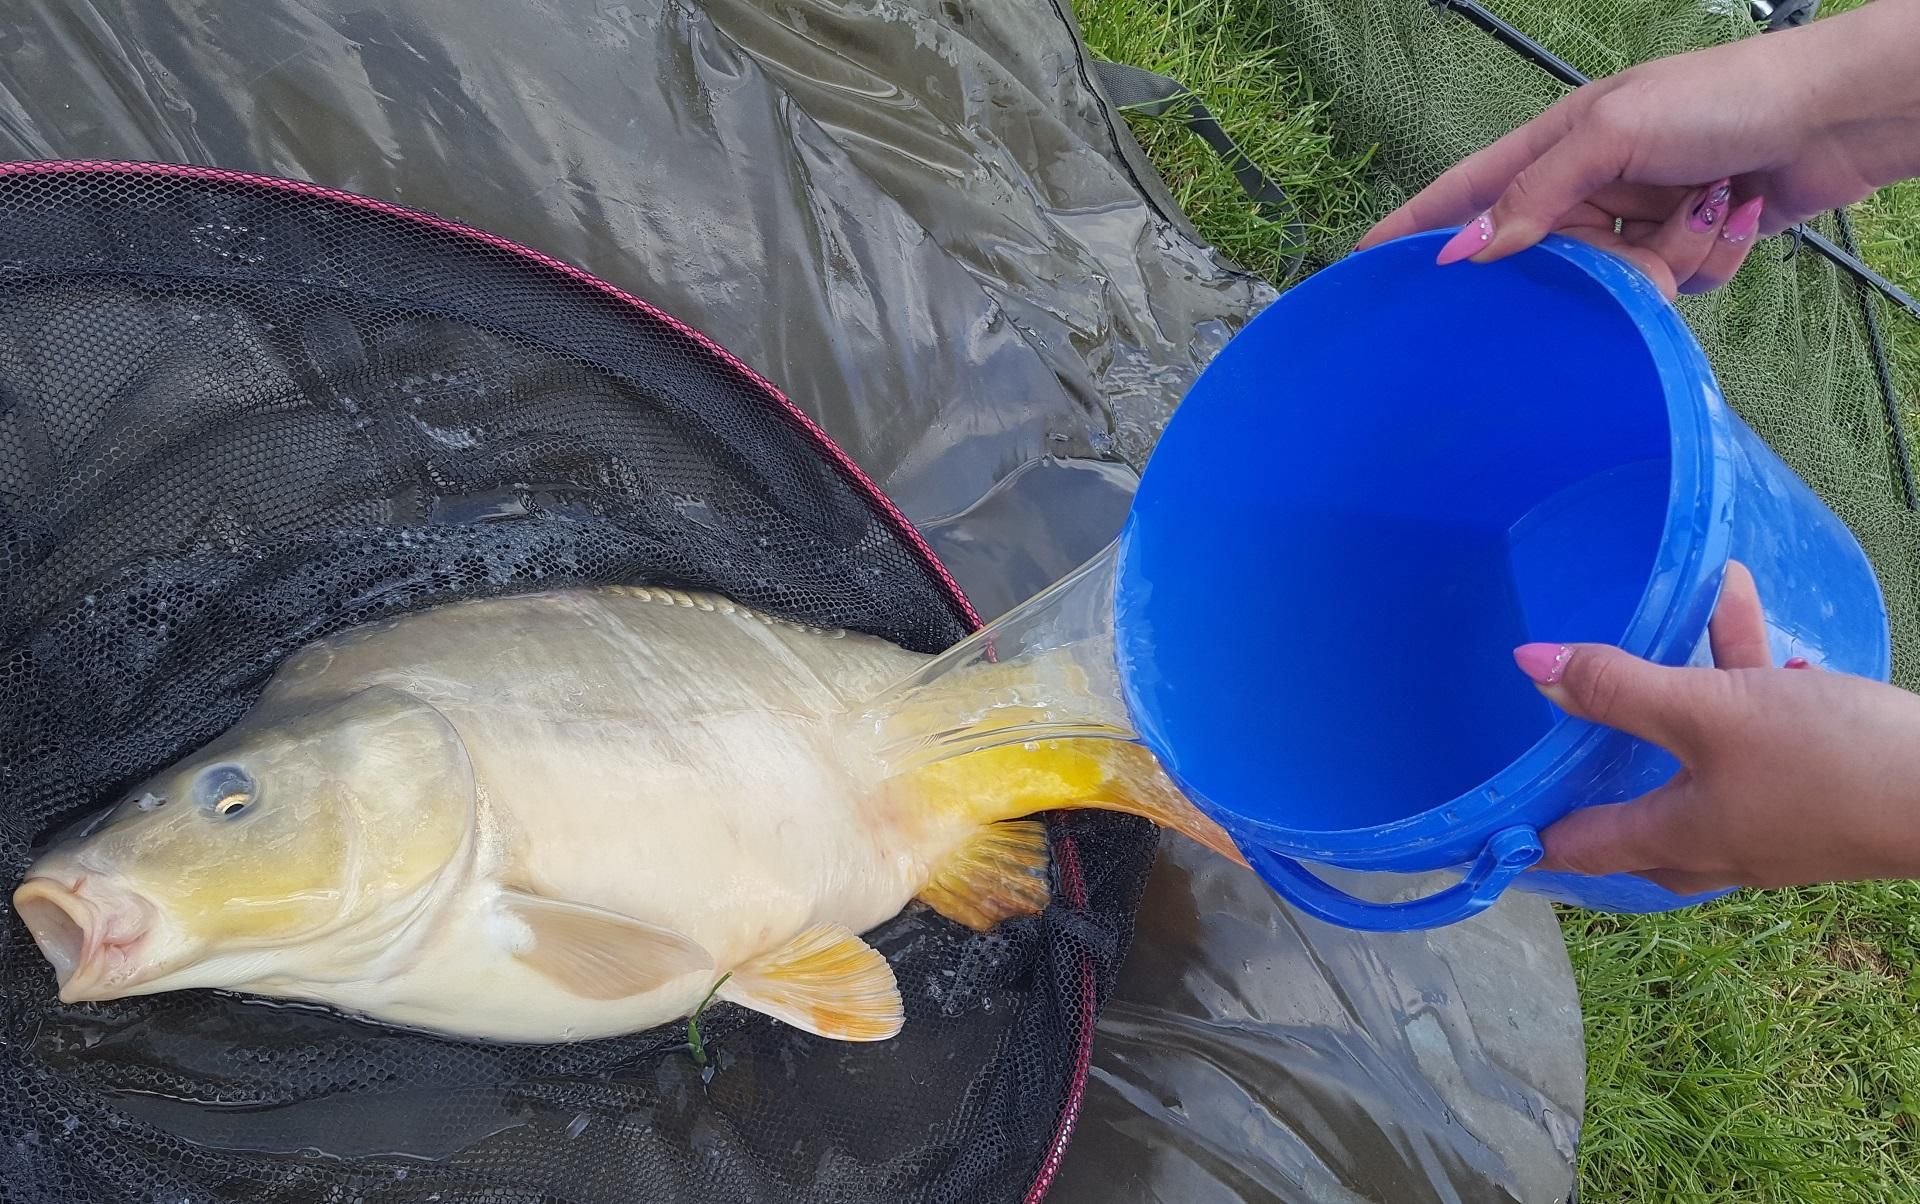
[719,923,903,1042]
[605,585,847,639]
[917,820,1051,932]
[500,888,713,1000]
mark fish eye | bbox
[194,764,257,820]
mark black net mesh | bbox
[0,164,1160,1204]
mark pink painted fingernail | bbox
[1785,656,1811,670]
[1436,212,1494,265]
[1720,196,1764,244]
[1514,643,1573,685]
[1688,179,1733,233]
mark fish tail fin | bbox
[900,738,1248,871]
[909,739,1247,929]
[1038,740,1248,866]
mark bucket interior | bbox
[1123,237,1681,836]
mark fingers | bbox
[1512,642,1720,752]
[1636,180,1735,296]
[1640,869,1739,896]
[1537,784,1738,894]
[1490,177,1758,300]
[1588,180,1694,223]
[1709,561,1772,670]
[1569,236,1685,299]
[1357,94,1763,303]
[1561,179,1731,298]
[1357,85,1605,250]
[1444,114,1635,264]
[1536,781,1695,876]
[1679,196,1765,295]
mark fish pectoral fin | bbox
[718,923,903,1042]
[917,820,1051,931]
[501,889,713,1001]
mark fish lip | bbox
[12,875,156,1001]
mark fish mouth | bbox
[12,876,156,1001]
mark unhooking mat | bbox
[0,2,1583,1201]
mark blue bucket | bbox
[1114,229,1893,932]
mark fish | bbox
[10,585,1242,1045]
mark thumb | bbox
[1512,642,1716,752]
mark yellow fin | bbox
[917,820,1050,931]
[899,737,1248,867]
[501,888,713,1000]
[719,923,903,1042]
[1072,743,1248,866]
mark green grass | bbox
[1852,183,1920,434]
[1071,2,1377,281]
[1075,1,1920,1200]
[1566,884,1920,1202]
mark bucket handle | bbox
[1244,826,1545,932]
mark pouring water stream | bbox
[843,540,1140,780]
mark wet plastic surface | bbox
[0,1,1581,1199]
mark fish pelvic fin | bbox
[898,739,1247,868]
[720,923,903,1042]
[916,819,1050,931]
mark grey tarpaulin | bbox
[0,1,1582,1201]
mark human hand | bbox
[1515,562,1920,895]
[1358,0,1920,297]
